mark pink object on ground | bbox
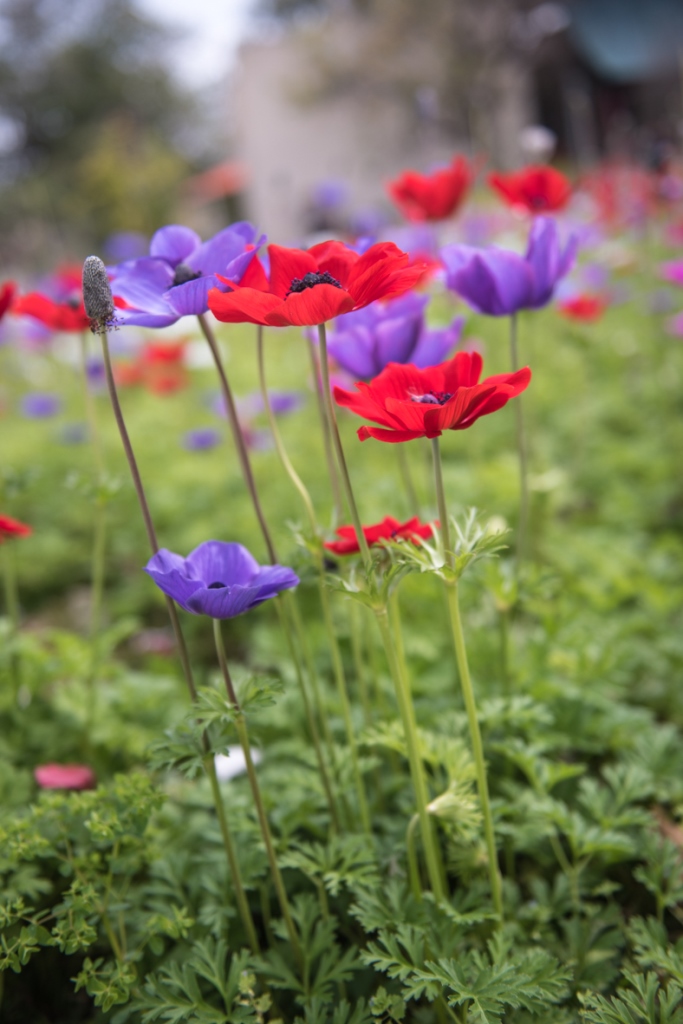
[34,764,96,790]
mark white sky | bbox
[134,0,259,89]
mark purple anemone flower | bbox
[22,392,61,418]
[144,541,299,618]
[326,292,463,380]
[442,216,578,316]
[182,428,222,451]
[109,221,266,328]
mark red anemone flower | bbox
[488,165,571,214]
[208,240,425,328]
[325,515,436,556]
[334,351,530,444]
[386,157,472,222]
[558,295,606,322]
[0,281,16,320]
[13,292,91,332]
[0,515,32,543]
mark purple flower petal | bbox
[150,225,201,266]
[186,582,266,618]
[144,549,204,611]
[166,275,224,317]
[22,392,61,418]
[375,314,423,370]
[186,540,260,588]
[110,259,175,313]
[188,224,260,276]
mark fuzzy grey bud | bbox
[82,255,117,334]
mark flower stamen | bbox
[286,271,342,297]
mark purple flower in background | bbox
[326,292,463,380]
[442,216,578,316]
[660,261,683,287]
[109,221,266,328]
[213,390,303,420]
[312,179,348,210]
[144,540,299,618]
[86,358,106,392]
[22,393,61,418]
[104,231,148,262]
[183,428,222,451]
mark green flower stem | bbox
[99,329,260,945]
[318,576,371,833]
[406,814,421,900]
[205,753,260,953]
[2,542,20,632]
[349,601,372,727]
[256,326,317,528]
[306,332,343,524]
[374,605,444,900]
[213,618,301,959]
[499,608,511,697]
[99,329,196,700]
[197,314,277,563]
[396,444,420,517]
[431,435,503,919]
[509,313,529,561]
[256,325,365,832]
[445,582,503,920]
[78,330,107,640]
[316,323,372,567]
[275,594,341,833]
[285,590,336,755]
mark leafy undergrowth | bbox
[1,247,683,1022]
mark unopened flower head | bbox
[82,255,117,334]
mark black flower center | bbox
[207,581,227,589]
[286,271,342,297]
[409,390,453,405]
[173,262,202,287]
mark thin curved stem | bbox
[406,814,422,901]
[197,314,277,563]
[431,437,452,569]
[307,333,343,524]
[257,326,316,531]
[317,323,372,567]
[205,754,260,953]
[213,619,301,959]
[99,329,259,945]
[374,605,444,900]
[396,445,420,517]
[99,330,196,700]
[509,313,529,562]
[445,582,503,921]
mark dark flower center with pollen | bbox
[207,581,227,589]
[409,390,453,405]
[172,262,202,287]
[286,271,342,297]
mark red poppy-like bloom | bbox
[386,157,472,222]
[558,295,606,322]
[13,292,91,332]
[325,515,436,556]
[34,764,96,790]
[208,240,425,328]
[0,281,16,320]
[114,341,188,394]
[0,515,32,543]
[488,165,571,214]
[334,351,530,444]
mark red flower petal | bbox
[264,285,354,327]
[208,286,282,325]
[268,245,318,298]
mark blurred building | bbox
[230,0,683,241]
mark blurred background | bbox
[1,0,683,267]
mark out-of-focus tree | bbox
[0,0,196,266]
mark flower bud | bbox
[82,255,116,334]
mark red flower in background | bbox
[325,516,436,556]
[559,295,606,322]
[334,351,530,444]
[34,764,96,790]
[208,240,424,328]
[387,157,472,222]
[0,515,32,543]
[13,292,91,332]
[0,282,16,320]
[488,165,571,214]
[115,340,188,394]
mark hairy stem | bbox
[510,313,529,562]
[307,332,343,524]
